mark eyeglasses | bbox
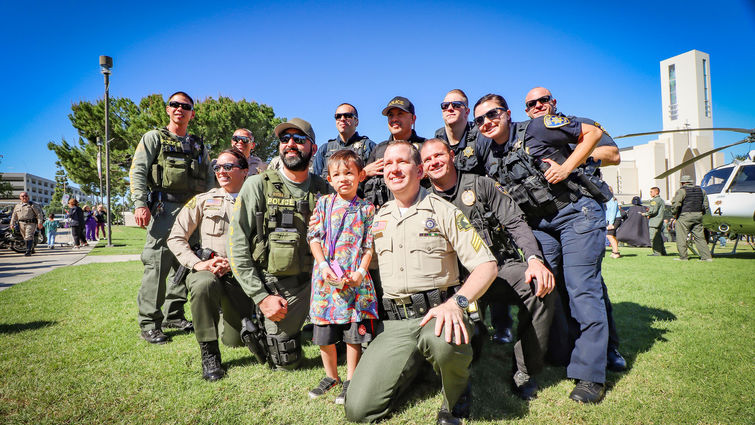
[525,95,552,109]
[334,112,356,120]
[212,163,242,172]
[168,101,193,111]
[440,101,467,111]
[232,135,253,144]
[279,133,308,145]
[474,108,507,127]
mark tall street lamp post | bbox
[99,55,113,247]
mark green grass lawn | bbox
[0,243,753,424]
[88,226,146,255]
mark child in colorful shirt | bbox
[43,214,59,249]
[306,149,378,404]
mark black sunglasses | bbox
[279,133,308,145]
[232,135,253,144]
[440,101,467,111]
[525,95,552,109]
[334,112,357,120]
[168,101,193,111]
[212,163,242,172]
[474,108,507,127]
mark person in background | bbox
[84,205,97,242]
[95,205,107,240]
[605,186,622,259]
[66,198,85,249]
[44,214,59,249]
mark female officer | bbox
[472,94,608,404]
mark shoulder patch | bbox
[650,201,656,205]
[185,196,197,209]
[592,121,609,135]
[455,212,473,232]
[543,114,570,128]
[494,182,508,195]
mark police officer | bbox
[311,103,375,180]
[644,186,668,256]
[474,93,609,403]
[420,138,556,400]
[345,141,497,425]
[524,86,627,373]
[10,192,43,256]
[434,89,489,175]
[228,118,329,370]
[524,87,620,166]
[130,91,214,344]
[230,128,267,176]
[363,96,426,207]
[167,148,250,381]
[671,175,712,261]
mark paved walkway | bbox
[0,238,141,291]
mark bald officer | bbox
[345,141,497,425]
[10,192,43,256]
[168,148,251,381]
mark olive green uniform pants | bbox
[186,270,253,347]
[345,316,473,423]
[675,212,712,260]
[262,276,311,370]
[649,225,667,255]
[137,201,189,330]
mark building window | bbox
[668,64,678,120]
[702,59,711,118]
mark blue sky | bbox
[1,1,754,184]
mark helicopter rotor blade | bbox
[615,127,754,139]
[654,137,754,180]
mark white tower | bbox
[658,50,718,187]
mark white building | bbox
[602,49,723,202]
[0,172,94,209]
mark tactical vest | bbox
[319,136,370,179]
[149,128,211,195]
[251,170,329,276]
[680,186,705,213]
[487,121,562,218]
[452,173,520,263]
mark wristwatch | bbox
[452,294,469,310]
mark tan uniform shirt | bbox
[10,201,43,227]
[167,187,235,269]
[373,188,496,299]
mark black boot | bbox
[451,382,472,419]
[24,240,33,256]
[199,341,225,381]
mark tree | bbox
[0,156,13,199]
[44,162,70,215]
[48,95,284,199]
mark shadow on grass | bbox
[91,244,128,249]
[611,302,676,371]
[0,320,57,334]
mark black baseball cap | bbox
[382,96,415,116]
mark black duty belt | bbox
[265,273,310,298]
[383,286,458,320]
[151,191,191,204]
[19,219,37,223]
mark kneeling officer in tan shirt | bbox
[168,148,253,381]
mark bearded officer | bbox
[167,148,251,381]
[671,175,712,261]
[345,141,497,425]
[228,118,329,370]
[130,91,215,344]
[421,138,556,400]
[10,192,43,256]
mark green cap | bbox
[274,118,316,144]
[680,175,694,184]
